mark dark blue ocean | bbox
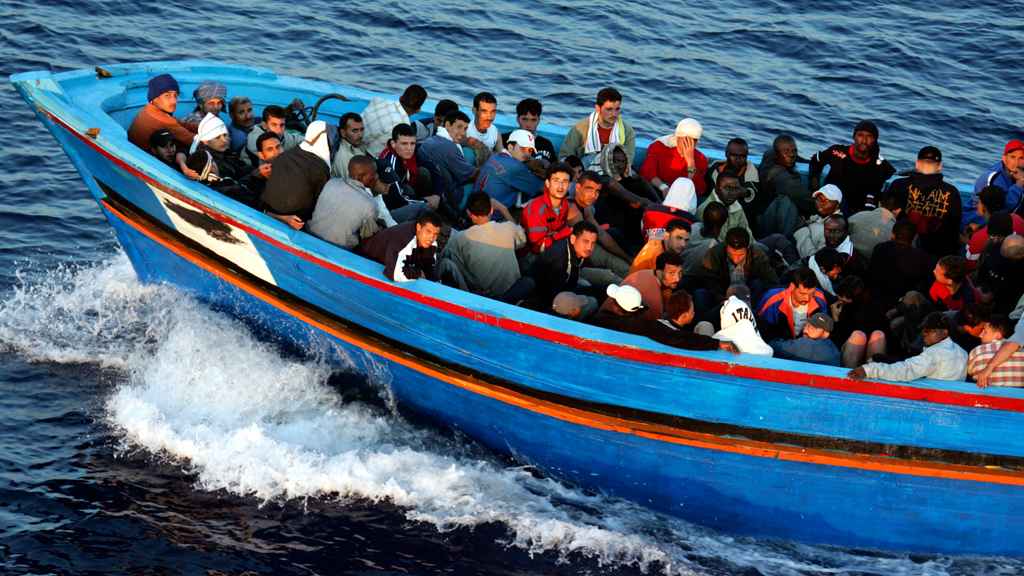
[2,0,1023,574]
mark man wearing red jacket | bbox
[639,118,709,198]
[520,162,579,256]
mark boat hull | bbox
[12,62,1024,556]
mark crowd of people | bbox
[127,73,1024,388]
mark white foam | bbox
[4,253,1018,575]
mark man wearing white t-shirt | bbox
[462,92,504,158]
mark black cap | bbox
[853,120,878,139]
[921,311,952,331]
[374,158,401,185]
[918,146,942,162]
[149,128,174,148]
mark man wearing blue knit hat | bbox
[127,73,199,152]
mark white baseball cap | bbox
[507,129,537,152]
[607,284,647,313]
[813,184,843,203]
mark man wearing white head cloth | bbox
[185,113,256,182]
[183,80,227,124]
[260,121,333,229]
[640,118,710,198]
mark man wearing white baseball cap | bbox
[640,118,710,198]
[471,128,545,214]
[593,284,740,353]
[795,184,844,258]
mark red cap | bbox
[1005,140,1024,155]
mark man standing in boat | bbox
[808,120,896,214]
[127,74,198,152]
[558,87,636,165]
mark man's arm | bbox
[558,127,584,160]
[976,341,1021,388]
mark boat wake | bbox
[2,252,1020,575]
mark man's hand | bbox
[720,340,741,355]
[629,197,652,211]
[976,367,993,389]
[829,301,842,321]
[267,212,304,230]
[284,98,305,114]
[424,194,441,210]
[257,164,272,179]
[676,135,697,166]
[847,366,868,381]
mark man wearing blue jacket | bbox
[769,313,841,367]
[963,140,1024,229]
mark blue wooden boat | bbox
[10,61,1024,556]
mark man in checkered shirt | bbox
[970,314,1024,387]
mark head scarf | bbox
[597,142,632,178]
[193,80,227,106]
[663,178,696,212]
[196,150,219,183]
[300,121,331,166]
[190,113,228,153]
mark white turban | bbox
[190,112,228,153]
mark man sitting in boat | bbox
[595,143,663,248]
[331,112,370,180]
[183,149,260,209]
[865,220,937,311]
[970,314,1024,387]
[696,227,780,318]
[848,312,967,382]
[704,138,760,225]
[519,162,578,260]
[550,292,589,321]
[417,110,479,213]
[599,252,683,321]
[501,98,556,164]
[566,171,632,281]
[696,170,755,243]
[630,218,690,275]
[471,129,544,219]
[181,80,226,124]
[640,177,698,244]
[225,96,254,153]
[964,188,1024,271]
[260,121,333,230]
[794,185,844,259]
[244,132,283,196]
[593,285,739,354]
[361,84,427,158]
[558,87,636,165]
[769,312,841,367]
[847,188,904,265]
[828,276,891,368]
[462,92,504,165]
[679,203,727,292]
[782,246,844,299]
[440,192,526,297]
[127,74,198,153]
[500,221,607,318]
[377,123,447,223]
[963,139,1024,231]
[639,118,708,198]
[186,113,257,183]
[888,145,961,258]
[307,156,386,251]
[246,105,304,166]
[148,129,177,168]
[359,211,442,282]
[702,289,772,356]
[415,99,458,145]
[755,267,827,343]
[808,120,896,214]
[757,135,816,236]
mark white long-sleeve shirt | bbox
[864,336,967,382]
